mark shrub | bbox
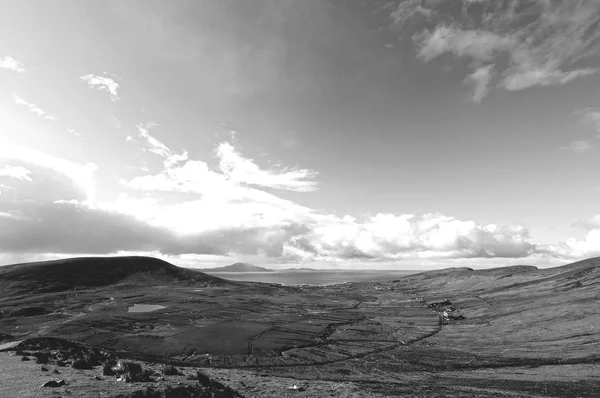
[161,364,183,376]
[72,357,94,370]
[102,361,116,376]
[35,352,50,364]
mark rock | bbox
[41,379,66,387]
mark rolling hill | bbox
[0,255,598,397]
[0,256,226,293]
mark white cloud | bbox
[217,142,318,192]
[0,165,32,181]
[464,64,494,102]
[282,213,535,262]
[559,140,591,153]
[109,116,122,128]
[414,26,515,62]
[126,159,231,195]
[390,0,433,29]
[0,141,589,265]
[548,214,600,259]
[12,94,59,121]
[80,73,120,101]
[402,0,600,100]
[574,108,600,138]
[67,128,82,138]
[0,56,25,73]
[0,142,98,202]
[136,123,174,159]
[501,67,597,91]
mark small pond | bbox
[127,304,165,313]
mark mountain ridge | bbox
[202,262,273,272]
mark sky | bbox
[1,0,600,269]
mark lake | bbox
[128,304,165,313]
[204,270,418,285]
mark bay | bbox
[204,270,418,286]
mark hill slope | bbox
[203,262,273,272]
[391,256,600,361]
[0,256,225,293]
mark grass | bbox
[0,255,599,397]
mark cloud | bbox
[559,140,591,153]
[398,0,600,100]
[547,215,600,259]
[126,159,231,195]
[66,128,82,138]
[135,123,175,159]
[217,142,318,192]
[282,213,536,262]
[0,142,585,265]
[109,116,122,128]
[390,0,434,29]
[125,124,317,194]
[0,199,219,256]
[574,108,600,137]
[0,56,25,73]
[0,142,97,202]
[573,214,600,230]
[12,94,59,121]
[464,64,494,102]
[0,165,32,181]
[501,68,597,91]
[414,26,515,63]
[80,73,120,101]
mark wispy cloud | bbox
[12,94,59,121]
[414,27,515,63]
[390,0,433,28]
[0,165,32,181]
[135,123,173,159]
[80,73,120,101]
[574,108,600,138]
[109,116,122,128]
[217,142,318,192]
[464,64,494,103]
[502,68,597,91]
[0,56,25,73]
[394,0,600,101]
[66,128,82,138]
[559,140,591,153]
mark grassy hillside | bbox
[0,256,226,293]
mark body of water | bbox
[128,304,165,313]
[204,270,418,285]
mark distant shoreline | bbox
[204,269,419,285]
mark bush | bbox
[35,352,51,364]
[72,357,94,370]
[102,361,116,376]
[160,364,183,376]
[112,360,153,382]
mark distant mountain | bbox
[203,262,273,272]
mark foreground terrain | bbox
[0,256,599,397]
